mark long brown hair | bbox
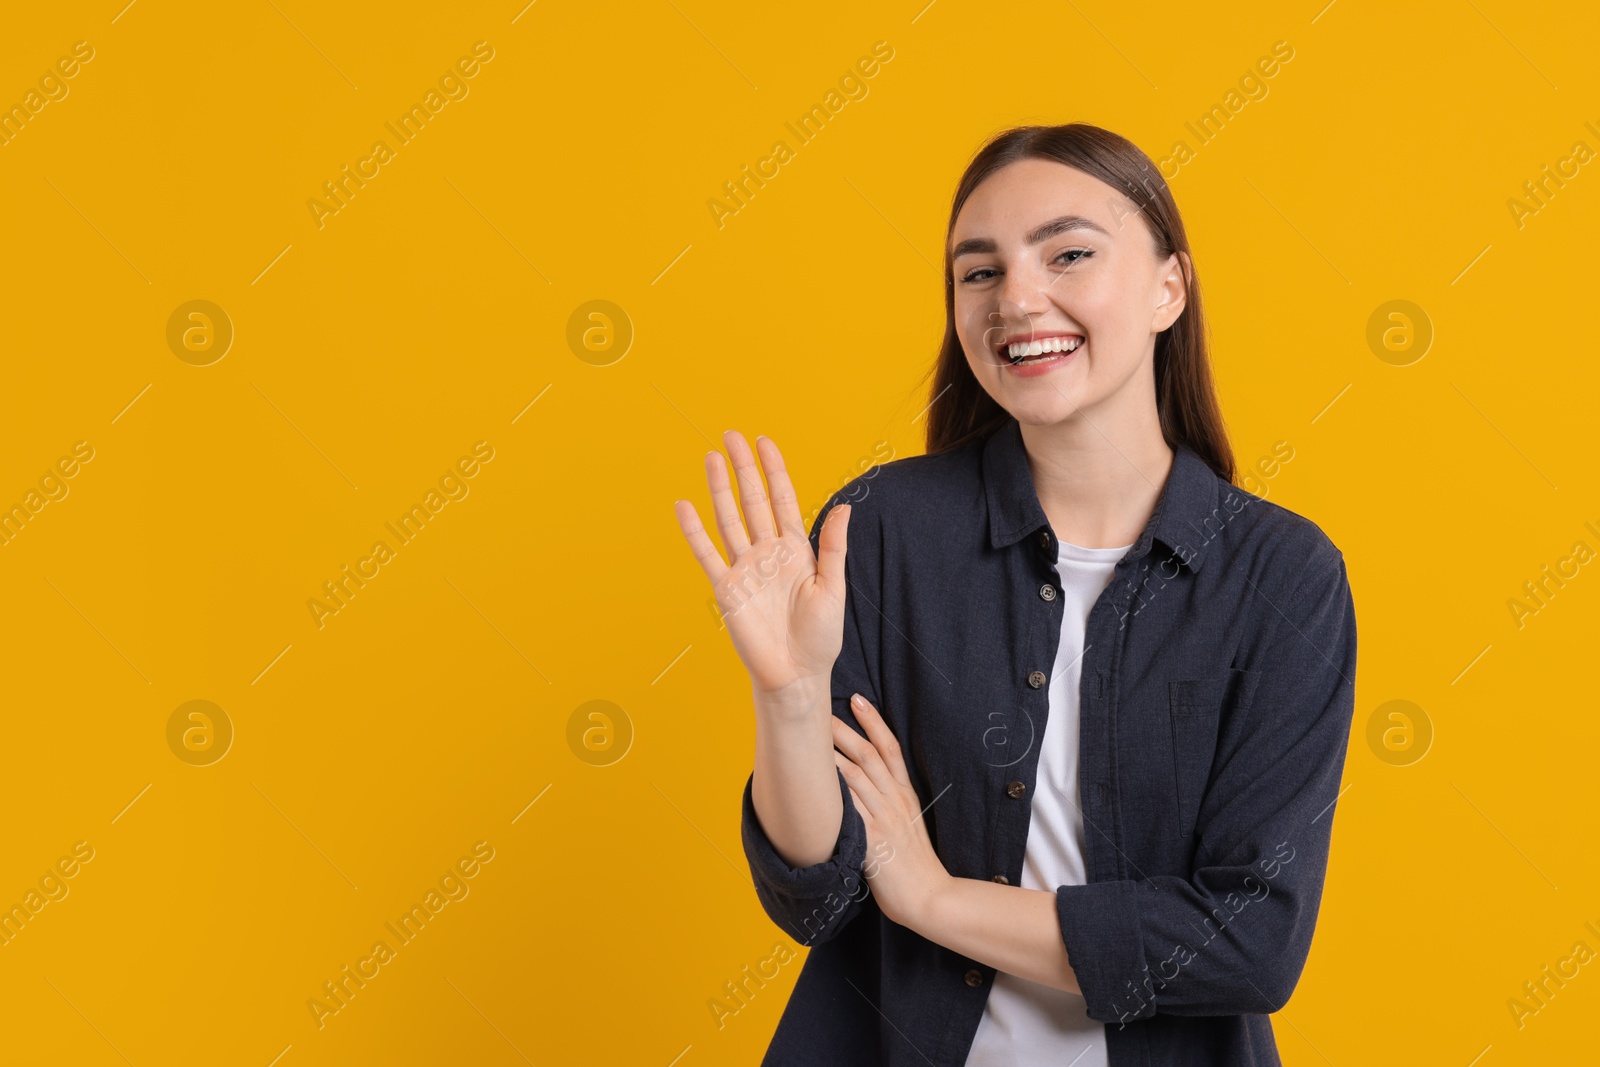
[922,123,1235,485]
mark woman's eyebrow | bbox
[951,214,1111,258]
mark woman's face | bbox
[949,157,1188,430]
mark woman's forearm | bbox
[750,681,845,868]
[910,877,1082,995]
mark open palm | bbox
[673,431,851,698]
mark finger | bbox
[724,430,776,543]
[673,499,729,584]
[815,502,851,593]
[755,435,807,540]
[834,751,879,818]
[849,694,912,789]
[845,786,874,844]
[704,448,752,561]
[833,717,900,800]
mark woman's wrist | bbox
[895,867,956,936]
[751,676,832,721]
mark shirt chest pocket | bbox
[1167,668,1261,841]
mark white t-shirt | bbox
[963,537,1132,1067]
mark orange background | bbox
[0,1,1596,1064]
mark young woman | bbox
[673,123,1357,1067]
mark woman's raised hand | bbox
[674,431,851,703]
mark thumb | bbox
[815,503,851,591]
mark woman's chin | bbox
[1002,393,1093,427]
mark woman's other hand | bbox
[833,694,951,928]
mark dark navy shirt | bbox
[739,417,1358,1066]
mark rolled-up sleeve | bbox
[1058,547,1358,1024]
[739,481,885,948]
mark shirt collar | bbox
[981,417,1222,574]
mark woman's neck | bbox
[1018,418,1174,550]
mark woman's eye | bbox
[959,249,1094,285]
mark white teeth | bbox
[1005,337,1082,360]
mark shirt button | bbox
[964,968,985,988]
[1027,670,1047,688]
[991,874,1010,885]
[1006,780,1026,798]
[1039,584,1057,602]
[1038,530,1051,549]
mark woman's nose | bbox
[998,264,1051,320]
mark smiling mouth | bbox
[1001,335,1084,365]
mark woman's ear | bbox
[1154,251,1189,330]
